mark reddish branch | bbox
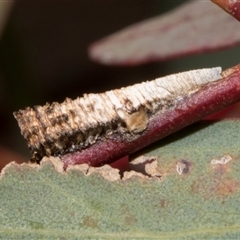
[62,65,240,168]
[212,0,240,21]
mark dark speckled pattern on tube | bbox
[14,66,240,167]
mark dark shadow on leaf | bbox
[130,120,220,161]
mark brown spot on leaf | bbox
[216,178,240,196]
[69,211,75,217]
[192,158,240,199]
[124,214,137,225]
[159,199,167,208]
[211,155,233,177]
[176,160,191,175]
[120,204,137,226]
[82,216,99,229]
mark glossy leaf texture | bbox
[1,120,240,239]
[89,0,240,66]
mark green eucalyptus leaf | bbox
[1,120,240,239]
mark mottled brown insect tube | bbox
[14,65,240,168]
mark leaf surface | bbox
[89,0,240,66]
[1,120,240,239]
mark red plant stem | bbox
[211,0,240,21]
[62,65,240,168]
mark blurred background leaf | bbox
[89,0,240,66]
